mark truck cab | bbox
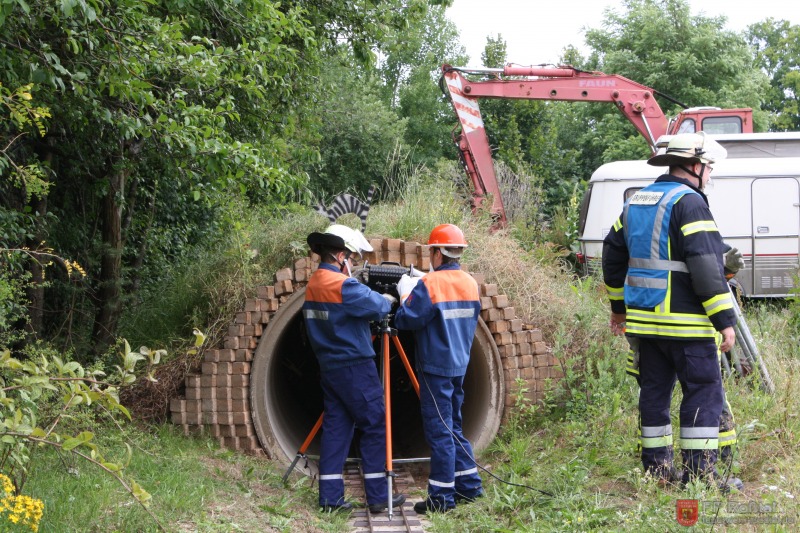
[671,107,754,135]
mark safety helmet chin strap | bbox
[326,251,353,277]
[678,161,707,189]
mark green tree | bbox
[584,0,770,135]
[0,0,320,354]
[307,53,409,199]
[286,0,453,66]
[747,19,800,131]
[563,0,772,202]
[393,6,468,166]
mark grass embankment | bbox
[24,172,800,531]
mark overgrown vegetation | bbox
[2,0,799,530]
[5,172,796,531]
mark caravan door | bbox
[750,177,800,297]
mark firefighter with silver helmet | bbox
[602,133,743,492]
[394,224,485,513]
[303,224,405,513]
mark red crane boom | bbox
[440,63,753,226]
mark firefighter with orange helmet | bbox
[303,224,405,513]
[394,224,484,513]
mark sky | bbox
[446,0,798,68]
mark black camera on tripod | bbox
[356,262,416,299]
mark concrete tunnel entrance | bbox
[250,289,505,468]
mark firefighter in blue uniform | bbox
[602,133,743,491]
[626,243,744,471]
[393,224,485,514]
[303,224,406,513]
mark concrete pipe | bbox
[250,288,505,468]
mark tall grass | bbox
[122,159,471,354]
[418,293,800,532]
[24,424,348,532]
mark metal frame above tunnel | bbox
[249,288,504,468]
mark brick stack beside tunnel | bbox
[169,238,563,455]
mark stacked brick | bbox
[477,282,563,411]
[169,238,562,455]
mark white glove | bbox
[409,266,426,278]
[381,293,397,306]
[724,247,744,274]
[397,274,420,305]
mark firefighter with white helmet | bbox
[303,224,405,513]
[602,132,743,492]
[394,224,484,513]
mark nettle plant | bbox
[0,339,168,528]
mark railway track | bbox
[344,462,427,533]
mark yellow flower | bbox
[0,473,44,532]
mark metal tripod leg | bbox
[282,412,324,483]
[392,335,420,397]
[379,320,396,519]
[377,315,420,518]
[729,285,775,394]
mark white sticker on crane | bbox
[629,191,664,205]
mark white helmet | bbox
[307,224,373,256]
[648,132,727,167]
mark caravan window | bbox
[577,184,593,236]
[624,187,642,202]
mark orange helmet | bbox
[427,224,468,258]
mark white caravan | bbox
[577,133,800,297]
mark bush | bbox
[0,338,166,529]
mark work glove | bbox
[396,274,420,305]
[381,293,397,306]
[353,268,368,284]
[409,266,426,278]
[724,247,744,276]
[625,336,640,385]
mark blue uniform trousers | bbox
[318,360,387,506]
[419,372,483,508]
[638,337,722,480]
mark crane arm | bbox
[440,63,671,227]
[440,63,753,227]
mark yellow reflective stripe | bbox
[681,220,718,236]
[681,427,718,450]
[606,284,624,300]
[641,435,673,448]
[626,323,717,338]
[702,292,733,316]
[613,217,622,231]
[680,438,718,450]
[626,306,717,337]
[719,430,737,447]
[626,308,713,324]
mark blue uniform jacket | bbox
[602,175,736,339]
[303,263,391,371]
[394,263,480,377]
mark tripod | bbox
[283,314,419,519]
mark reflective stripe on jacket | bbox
[394,263,480,377]
[602,175,736,340]
[303,263,391,370]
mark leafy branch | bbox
[0,338,170,529]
